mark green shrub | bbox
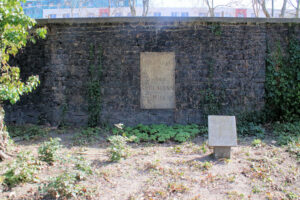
[3,151,41,187]
[38,138,61,165]
[273,122,300,145]
[7,125,48,141]
[108,135,132,162]
[73,156,93,178]
[238,123,265,139]
[40,171,93,199]
[265,38,300,122]
[113,124,203,143]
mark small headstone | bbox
[208,115,237,159]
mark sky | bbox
[151,0,297,9]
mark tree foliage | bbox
[0,0,47,160]
[0,0,47,104]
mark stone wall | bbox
[5,18,300,126]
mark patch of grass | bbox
[7,125,49,141]
[252,185,261,194]
[189,161,213,171]
[38,138,61,165]
[226,191,245,200]
[284,190,299,200]
[227,175,236,183]
[287,139,300,161]
[72,127,101,145]
[167,182,189,193]
[2,151,42,188]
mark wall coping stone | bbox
[37,17,300,25]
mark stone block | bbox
[208,115,237,147]
[208,115,237,159]
[213,146,231,159]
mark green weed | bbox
[113,124,203,143]
[108,135,133,162]
[40,171,94,199]
[7,125,49,141]
[238,122,265,138]
[2,151,41,187]
[273,122,300,145]
[252,139,263,147]
[38,138,61,165]
[72,127,101,145]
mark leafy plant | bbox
[265,38,300,122]
[108,135,133,162]
[73,156,93,178]
[38,138,61,165]
[40,171,93,199]
[273,122,300,145]
[7,125,49,141]
[113,124,202,143]
[238,123,265,139]
[252,139,262,147]
[2,151,41,187]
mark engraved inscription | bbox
[140,52,175,109]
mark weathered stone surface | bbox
[208,115,237,147]
[140,52,175,109]
[213,147,231,159]
[4,18,300,126]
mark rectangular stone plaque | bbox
[140,52,175,109]
[208,115,237,147]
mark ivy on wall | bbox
[87,44,102,127]
[265,37,300,122]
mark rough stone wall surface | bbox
[4,18,300,126]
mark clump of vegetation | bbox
[113,124,204,143]
[73,156,93,178]
[108,135,131,162]
[7,125,49,141]
[38,138,61,165]
[87,44,102,127]
[265,38,300,122]
[252,139,263,147]
[72,127,101,145]
[287,139,300,161]
[40,171,94,199]
[168,182,189,193]
[0,0,47,160]
[2,151,41,187]
[238,123,265,139]
[273,122,300,146]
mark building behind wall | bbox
[22,0,296,19]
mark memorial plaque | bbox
[140,52,175,109]
[208,115,237,147]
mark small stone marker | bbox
[208,115,237,159]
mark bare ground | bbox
[0,130,299,200]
